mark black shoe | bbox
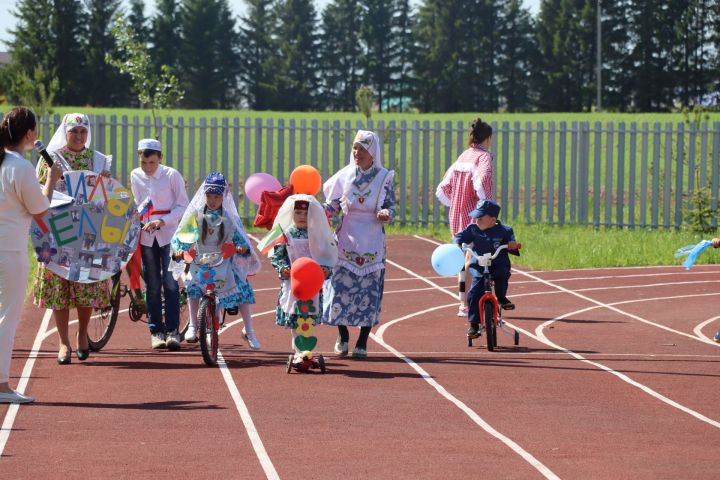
[57,351,71,365]
[500,300,515,311]
[467,324,481,338]
[76,349,90,361]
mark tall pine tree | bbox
[496,0,536,112]
[151,0,181,74]
[361,0,395,112]
[128,0,149,40]
[179,0,241,108]
[273,0,319,111]
[239,0,279,110]
[85,0,130,105]
[318,0,363,111]
[389,0,415,111]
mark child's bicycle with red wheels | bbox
[461,243,521,351]
[175,247,237,367]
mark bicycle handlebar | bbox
[461,243,508,262]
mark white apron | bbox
[278,235,321,317]
[336,169,390,275]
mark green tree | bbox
[105,15,184,137]
[496,0,536,112]
[318,0,363,111]
[361,0,395,112]
[356,84,374,120]
[239,0,279,110]
[535,0,596,111]
[389,0,415,111]
[52,0,88,104]
[151,0,181,74]
[179,0,241,108]
[84,0,131,105]
[274,0,319,110]
[128,0,149,40]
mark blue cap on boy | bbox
[469,199,500,218]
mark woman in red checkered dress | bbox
[436,118,495,316]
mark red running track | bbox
[2,235,719,479]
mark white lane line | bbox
[217,351,279,480]
[693,316,720,343]
[371,304,560,480]
[533,317,720,429]
[517,268,720,347]
[392,240,720,430]
[0,309,53,457]
[216,308,280,479]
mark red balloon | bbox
[289,165,322,195]
[290,257,325,301]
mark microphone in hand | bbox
[33,140,54,167]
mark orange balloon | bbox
[289,165,322,195]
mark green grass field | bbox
[27,222,718,296]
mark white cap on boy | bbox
[138,138,162,151]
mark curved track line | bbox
[392,239,720,430]
[694,316,720,343]
[371,306,560,480]
[0,309,53,456]
[516,268,720,347]
[534,319,720,429]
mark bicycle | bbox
[461,243,521,351]
[87,266,189,351]
[176,247,241,367]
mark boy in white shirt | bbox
[130,139,190,350]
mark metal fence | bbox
[32,114,720,228]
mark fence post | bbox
[675,123,684,228]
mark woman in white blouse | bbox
[0,107,62,403]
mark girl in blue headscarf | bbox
[171,172,263,349]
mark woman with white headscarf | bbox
[33,113,112,364]
[322,130,395,358]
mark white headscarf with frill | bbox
[322,130,393,213]
[172,180,261,278]
[271,194,338,267]
[39,113,110,175]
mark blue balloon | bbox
[431,244,465,277]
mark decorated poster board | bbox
[30,170,141,283]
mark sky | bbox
[0,0,541,47]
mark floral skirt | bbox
[33,266,110,310]
[322,267,385,327]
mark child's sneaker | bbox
[166,330,181,351]
[457,304,468,316]
[467,323,481,338]
[150,332,166,349]
[184,325,198,343]
[242,327,261,350]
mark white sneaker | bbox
[457,305,468,317]
[166,330,181,351]
[334,338,349,356]
[0,390,34,404]
[242,327,261,350]
[184,325,198,343]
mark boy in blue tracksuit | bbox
[454,200,519,337]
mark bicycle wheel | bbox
[198,296,219,366]
[88,272,122,351]
[483,300,495,352]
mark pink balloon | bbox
[245,173,282,205]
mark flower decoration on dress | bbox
[197,265,216,285]
[295,317,315,338]
[295,299,316,318]
[35,241,58,264]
